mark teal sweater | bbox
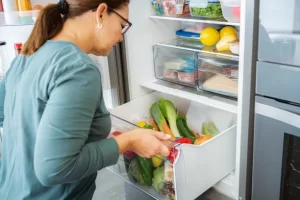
[0,41,120,200]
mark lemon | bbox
[200,27,220,47]
[220,26,237,39]
[151,155,164,168]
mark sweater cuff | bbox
[99,138,120,168]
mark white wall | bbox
[0,26,33,64]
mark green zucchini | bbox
[129,158,146,185]
[136,156,153,186]
[176,116,196,143]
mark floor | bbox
[92,169,234,200]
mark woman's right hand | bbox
[114,129,171,158]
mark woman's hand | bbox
[114,129,170,158]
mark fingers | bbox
[158,144,170,157]
[152,131,171,140]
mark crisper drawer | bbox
[109,91,237,200]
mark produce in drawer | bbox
[152,154,164,168]
[136,156,154,186]
[151,102,177,140]
[194,121,219,145]
[203,121,219,136]
[159,98,181,138]
[129,158,146,185]
[152,164,175,200]
[137,120,159,131]
[176,116,197,143]
[194,135,213,145]
[153,166,165,192]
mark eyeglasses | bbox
[93,7,132,34]
[108,8,132,34]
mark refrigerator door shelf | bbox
[109,91,237,200]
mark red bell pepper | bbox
[167,137,192,163]
[175,137,192,144]
[167,148,178,164]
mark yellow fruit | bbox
[151,155,164,168]
[220,26,237,39]
[200,28,220,47]
[137,121,146,128]
[216,35,237,52]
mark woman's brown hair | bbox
[22,0,129,55]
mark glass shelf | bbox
[0,11,39,26]
[150,15,240,27]
[156,38,239,61]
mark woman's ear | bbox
[95,3,108,25]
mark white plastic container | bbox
[220,0,240,23]
[190,0,223,19]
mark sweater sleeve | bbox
[0,76,5,128]
[34,63,119,186]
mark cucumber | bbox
[136,156,153,186]
[208,121,219,136]
[176,116,196,143]
[202,123,211,136]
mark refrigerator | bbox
[252,0,300,200]
[0,0,260,200]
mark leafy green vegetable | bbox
[151,102,176,140]
[129,158,146,185]
[152,166,165,192]
[143,124,154,129]
[191,3,222,18]
[150,102,167,132]
[159,98,181,138]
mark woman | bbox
[0,0,170,199]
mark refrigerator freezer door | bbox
[258,0,300,66]
[253,96,300,200]
[256,61,300,104]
